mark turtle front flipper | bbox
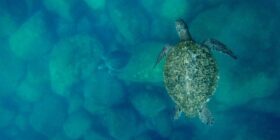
[202,38,237,59]
[153,45,172,68]
[175,19,192,41]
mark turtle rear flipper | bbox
[198,104,214,125]
[203,38,237,59]
[173,105,183,120]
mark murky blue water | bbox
[0,0,279,139]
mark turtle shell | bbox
[164,41,218,117]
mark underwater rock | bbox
[49,133,69,140]
[83,72,124,115]
[0,46,25,96]
[15,114,28,131]
[17,61,49,103]
[55,18,76,39]
[117,42,165,83]
[17,79,43,103]
[0,0,29,22]
[29,95,67,137]
[168,124,195,140]
[218,3,274,51]
[146,111,172,138]
[190,4,232,41]
[149,18,175,41]
[76,17,93,34]
[66,93,84,114]
[160,0,189,20]
[104,50,130,70]
[278,49,280,78]
[43,0,74,21]
[103,108,141,140]
[231,127,264,140]
[84,0,106,10]
[132,132,153,140]
[191,2,277,53]
[25,0,40,14]
[108,0,149,45]
[247,97,280,116]
[84,130,108,140]
[49,34,103,96]
[193,109,280,140]
[139,0,163,17]
[130,91,167,119]
[0,105,16,129]
[170,129,192,140]
[215,71,278,109]
[277,1,280,13]
[139,0,160,15]
[0,11,18,38]
[98,49,131,73]
[140,0,189,20]
[63,111,92,140]
[9,12,52,60]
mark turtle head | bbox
[175,19,187,30]
[175,19,192,41]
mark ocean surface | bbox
[0,0,280,140]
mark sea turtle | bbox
[154,19,237,125]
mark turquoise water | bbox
[0,0,279,139]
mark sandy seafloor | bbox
[0,0,280,140]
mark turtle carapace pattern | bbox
[154,18,237,125]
